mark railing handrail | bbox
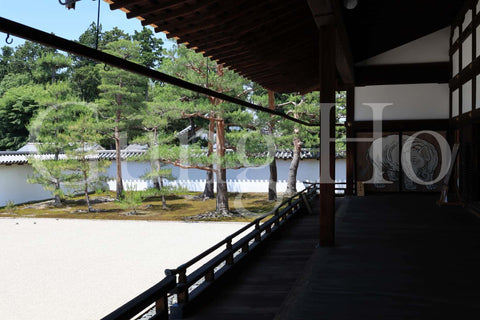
[101,275,176,320]
[165,184,316,275]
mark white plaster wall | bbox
[106,159,346,193]
[355,28,451,121]
[105,159,346,185]
[356,27,450,66]
[0,165,52,207]
[452,89,460,117]
[453,51,460,76]
[451,9,477,117]
[354,84,450,121]
[462,34,473,69]
[463,80,473,113]
[1,160,347,205]
[476,25,480,57]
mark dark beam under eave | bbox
[308,0,354,86]
[355,62,451,86]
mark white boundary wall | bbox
[1,159,346,206]
[0,165,53,206]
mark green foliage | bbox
[0,85,45,150]
[336,91,347,156]
[28,103,79,203]
[101,27,132,47]
[117,187,143,214]
[4,200,17,214]
[97,39,148,122]
[132,27,163,69]
[141,186,187,198]
[0,46,14,83]
[70,65,101,102]
[9,41,51,76]
[33,52,72,84]
[28,103,108,207]
[0,73,32,96]
[61,104,110,201]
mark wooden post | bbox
[155,293,169,320]
[226,240,234,265]
[177,269,189,304]
[319,24,336,247]
[254,221,262,242]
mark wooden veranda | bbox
[189,194,480,319]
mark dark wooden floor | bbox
[185,199,329,320]
[186,194,480,319]
[276,194,480,320]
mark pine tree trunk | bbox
[286,138,302,195]
[215,118,229,214]
[53,151,62,207]
[84,172,93,212]
[115,110,124,200]
[269,158,278,201]
[152,128,161,190]
[203,170,214,199]
[159,176,167,209]
[267,90,277,201]
[54,187,62,207]
[202,117,215,199]
[216,168,229,214]
[152,159,161,190]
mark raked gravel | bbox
[0,218,246,320]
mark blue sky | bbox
[1,0,174,49]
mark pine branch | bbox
[161,159,214,172]
[181,111,220,121]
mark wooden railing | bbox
[101,275,176,320]
[101,184,318,320]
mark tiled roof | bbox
[275,149,319,160]
[0,148,344,165]
[0,150,145,165]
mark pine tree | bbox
[62,104,109,212]
[28,103,75,206]
[149,45,270,215]
[97,39,148,200]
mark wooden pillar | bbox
[319,25,336,247]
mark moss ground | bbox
[0,192,278,222]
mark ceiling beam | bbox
[109,0,143,11]
[139,0,213,26]
[127,0,204,20]
[307,0,354,86]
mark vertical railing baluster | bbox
[226,239,234,265]
[255,221,261,242]
[155,292,168,320]
[177,269,189,304]
[205,269,215,282]
[266,224,272,234]
[274,209,280,228]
